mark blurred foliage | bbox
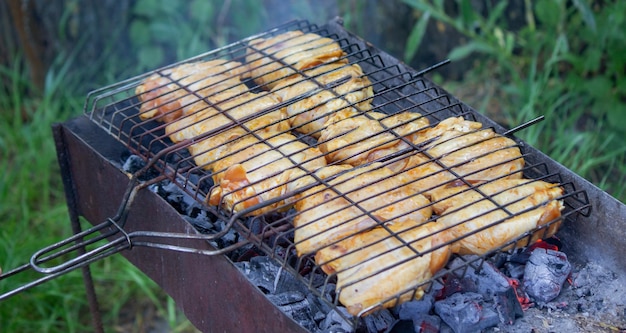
[403,0,626,200]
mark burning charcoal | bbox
[412,314,441,333]
[267,290,306,306]
[434,292,500,333]
[449,256,510,297]
[363,308,395,332]
[214,221,238,247]
[306,293,328,322]
[122,154,145,174]
[523,248,572,304]
[274,266,309,295]
[320,307,354,333]
[396,294,441,333]
[440,273,477,298]
[316,283,337,313]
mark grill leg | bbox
[53,124,104,333]
[73,217,105,333]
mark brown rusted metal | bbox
[57,117,307,332]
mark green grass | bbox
[0,57,197,332]
[405,0,626,202]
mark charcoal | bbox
[320,307,353,333]
[122,154,146,174]
[441,273,477,297]
[315,283,337,314]
[269,291,319,331]
[412,314,441,333]
[494,287,524,324]
[214,221,238,247]
[397,294,434,320]
[434,292,500,333]
[267,290,306,306]
[234,256,282,294]
[387,319,415,333]
[363,308,395,332]
[449,256,510,297]
[183,213,214,234]
[274,265,309,295]
[504,261,526,280]
[523,248,571,304]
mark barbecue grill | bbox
[2,18,625,332]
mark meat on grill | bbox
[315,221,451,316]
[135,59,249,123]
[271,62,374,137]
[133,29,567,318]
[318,111,430,166]
[292,163,432,256]
[208,133,327,215]
[389,116,525,198]
[165,91,287,170]
[246,31,347,90]
[430,178,564,255]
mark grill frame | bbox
[78,18,594,319]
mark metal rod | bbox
[52,123,104,333]
[504,115,545,136]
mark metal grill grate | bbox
[79,18,591,318]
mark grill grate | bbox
[81,18,591,318]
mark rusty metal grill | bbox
[1,18,605,332]
[77,18,592,318]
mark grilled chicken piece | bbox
[430,178,564,255]
[315,221,451,316]
[208,133,327,215]
[394,117,524,198]
[135,59,249,122]
[271,63,373,137]
[246,31,347,90]
[318,111,430,166]
[292,163,432,256]
[165,92,287,170]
